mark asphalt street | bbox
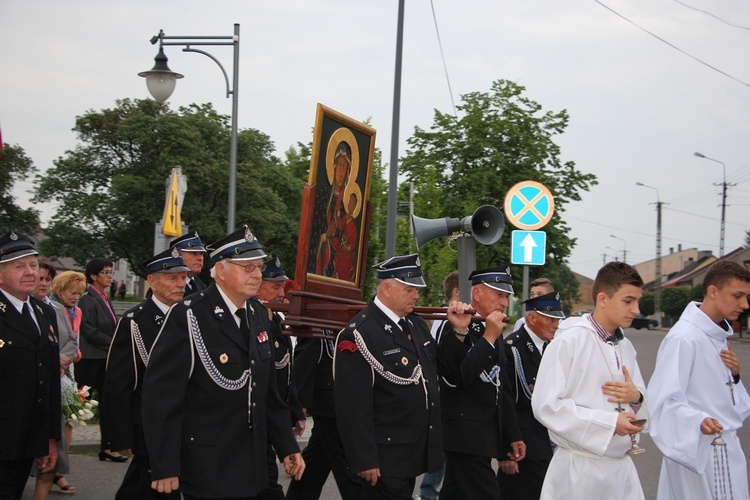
[22,328,750,499]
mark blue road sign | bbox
[511,230,546,266]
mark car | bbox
[570,309,593,317]
[631,315,658,330]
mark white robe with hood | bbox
[648,301,750,500]
[531,315,649,500]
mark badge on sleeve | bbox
[338,340,358,352]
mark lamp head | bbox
[694,152,706,158]
[138,47,184,103]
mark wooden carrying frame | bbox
[286,104,376,336]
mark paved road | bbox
[22,329,750,499]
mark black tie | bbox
[235,308,251,346]
[542,341,550,354]
[23,302,41,337]
[398,318,412,342]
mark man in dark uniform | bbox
[436,266,525,500]
[334,254,442,499]
[169,231,207,296]
[286,330,361,500]
[142,226,305,499]
[105,247,189,499]
[255,256,305,499]
[0,231,61,499]
[498,291,564,500]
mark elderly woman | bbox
[31,260,86,497]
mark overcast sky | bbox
[2,0,749,280]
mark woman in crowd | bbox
[31,260,85,497]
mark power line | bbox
[594,0,750,89]
[429,0,457,117]
[672,0,750,31]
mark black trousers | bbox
[0,458,34,500]
[75,358,108,449]
[260,443,284,500]
[440,451,500,500]
[361,476,416,500]
[497,458,549,500]
[285,415,360,500]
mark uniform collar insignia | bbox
[0,302,6,313]
[214,305,224,316]
[35,304,43,314]
[154,314,163,325]
[384,324,392,332]
[184,300,192,306]
[526,341,534,352]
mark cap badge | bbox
[244,227,254,243]
[171,247,180,258]
[505,266,511,276]
[555,292,560,300]
[415,256,421,266]
[275,256,281,267]
[9,231,18,241]
[219,353,229,364]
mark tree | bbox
[660,287,691,320]
[639,292,655,316]
[0,143,40,234]
[34,98,303,275]
[744,228,750,247]
[689,284,704,302]
[399,79,597,305]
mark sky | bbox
[2,0,749,281]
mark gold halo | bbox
[343,183,363,219]
[325,127,360,188]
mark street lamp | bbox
[609,234,628,263]
[636,182,663,323]
[693,151,727,257]
[140,24,240,233]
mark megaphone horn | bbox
[461,205,505,246]
[411,214,461,250]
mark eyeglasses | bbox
[228,262,263,273]
[99,270,113,275]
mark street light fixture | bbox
[609,234,628,263]
[636,181,663,323]
[140,24,240,233]
[693,151,727,257]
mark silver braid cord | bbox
[712,433,734,500]
[188,309,250,391]
[132,320,149,367]
[275,352,290,370]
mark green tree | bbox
[399,79,597,305]
[34,98,301,275]
[0,143,40,234]
[660,287,691,320]
[689,284,704,302]
[639,292,655,316]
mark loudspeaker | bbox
[411,205,505,249]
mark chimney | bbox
[669,247,674,254]
[678,244,682,252]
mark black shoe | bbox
[99,450,128,462]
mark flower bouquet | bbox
[61,376,98,426]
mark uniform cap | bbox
[143,247,190,274]
[373,254,426,287]
[469,266,514,294]
[262,256,289,282]
[0,231,38,263]
[206,225,267,264]
[169,231,206,253]
[524,291,565,319]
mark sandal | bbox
[53,473,76,495]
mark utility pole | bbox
[655,199,662,323]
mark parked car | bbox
[570,309,593,317]
[631,315,658,330]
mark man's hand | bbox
[614,411,643,436]
[293,419,306,437]
[508,440,526,462]
[152,477,179,494]
[357,468,380,486]
[498,459,519,475]
[721,345,741,377]
[483,310,509,343]
[283,453,305,480]
[446,301,472,335]
[700,417,723,435]
[36,439,58,473]
[60,354,71,373]
[602,366,642,405]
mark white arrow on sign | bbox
[520,233,537,262]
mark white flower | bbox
[79,421,87,426]
[70,413,78,421]
[78,409,85,416]
[89,400,99,407]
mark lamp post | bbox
[693,151,727,257]
[636,182,663,323]
[609,234,628,263]
[140,24,240,233]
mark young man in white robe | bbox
[531,262,650,500]
[648,260,750,500]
